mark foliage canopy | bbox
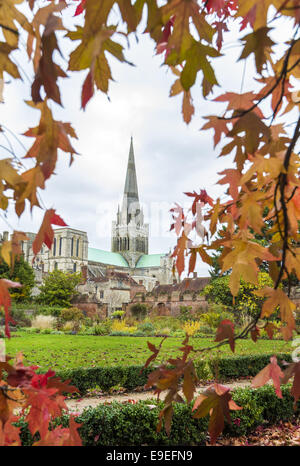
[37,270,82,307]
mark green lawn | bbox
[4,332,293,371]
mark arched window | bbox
[54,262,58,270]
[73,262,77,272]
[53,238,56,256]
[59,237,62,256]
[71,237,74,256]
[76,238,80,257]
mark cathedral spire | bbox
[122,137,140,225]
[111,136,149,260]
[123,136,139,203]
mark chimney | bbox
[193,272,197,278]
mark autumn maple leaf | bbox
[280,361,300,407]
[74,0,86,16]
[0,279,22,337]
[252,356,284,398]
[192,383,242,444]
[215,319,235,352]
[239,27,275,74]
[201,115,229,148]
[32,209,67,256]
[254,287,296,340]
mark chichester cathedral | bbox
[19,138,174,297]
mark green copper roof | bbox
[136,254,165,268]
[88,248,129,267]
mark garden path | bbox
[66,379,252,414]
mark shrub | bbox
[37,270,82,307]
[111,320,137,333]
[111,310,125,320]
[55,366,154,394]
[10,308,31,327]
[200,304,234,329]
[151,316,182,332]
[18,385,300,446]
[202,273,274,324]
[31,315,56,330]
[22,327,40,334]
[63,322,74,333]
[130,303,147,320]
[178,306,193,322]
[208,353,292,380]
[171,329,186,338]
[0,255,35,302]
[182,320,201,336]
[110,331,144,337]
[137,321,155,335]
[198,325,214,335]
[60,307,84,322]
[93,324,109,336]
[33,306,63,318]
[154,327,171,336]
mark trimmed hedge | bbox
[54,366,154,394]
[53,353,291,395]
[17,385,300,446]
[208,353,292,380]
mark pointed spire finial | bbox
[124,137,138,199]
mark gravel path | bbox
[66,379,252,414]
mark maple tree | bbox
[0,0,299,446]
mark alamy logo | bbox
[291,336,300,363]
[0,338,5,362]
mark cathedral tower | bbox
[111,138,149,267]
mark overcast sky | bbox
[0,4,297,276]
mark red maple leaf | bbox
[0,279,22,337]
[74,0,86,16]
[32,209,67,256]
[81,70,94,110]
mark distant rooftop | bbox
[88,247,166,269]
[136,254,165,268]
[88,248,129,267]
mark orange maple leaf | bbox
[254,287,296,340]
[252,355,284,398]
